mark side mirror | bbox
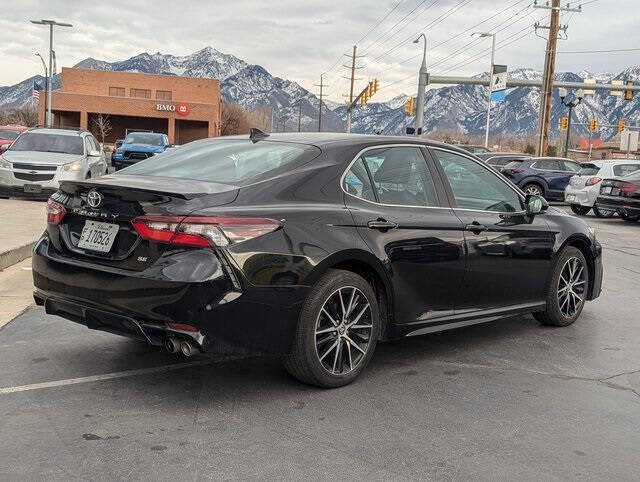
[88,149,101,157]
[525,194,548,215]
[0,144,8,152]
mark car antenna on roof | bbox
[249,127,270,143]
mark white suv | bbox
[565,159,640,217]
[0,127,108,199]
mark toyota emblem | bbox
[87,189,103,208]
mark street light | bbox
[472,32,496,148]
[559,88,583,158]
[412,33,427,135]
[30,19,73,127]
[35,53,48,117]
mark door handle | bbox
[367,219,398,230]
[464,221,488,234]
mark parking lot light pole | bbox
[559,88,583,158]
[35,53,48,120]
[413,33,427,135]
[30,19,73,127]
[472,32,496,148]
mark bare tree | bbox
[220,103,250,136]
[246,106,271,132]
[91,113,112,144]
[1,105,39,127]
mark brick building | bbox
[38,68,221,144]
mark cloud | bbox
[1,0,638,102]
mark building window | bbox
[130,88,151,99]
[156,90,172,100]
[109,87,125,97]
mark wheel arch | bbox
[307,249,394,340]
[519,176,549,193]
[557,234,597,299]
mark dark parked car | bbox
[500,157,582,200]
[33,132,602,387]
[595,170,640,222]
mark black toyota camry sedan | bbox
[32,131,603,387]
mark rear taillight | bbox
[620,182,639,194]
[585,177,602,186]
[46,199,67,225]
[131,215,280,248]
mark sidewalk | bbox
[0,259,34,329]
[0,199,46,271]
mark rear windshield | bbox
[118,139,321,185]
[578,163,600,176]
[9,132,84,155]
[0,130,20,141]
[623,170,640,181]
[613,164,640,177]
[503,160,524,169]
[124,133,165,146]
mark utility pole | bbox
[35,53,48,124]
[343,46,364,133]
[30,20,73,127]
[534,0,581,156]
[314,74,328,132]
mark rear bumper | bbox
[596,195,640,215]
[565,185,598,207]
[32,236,307,354]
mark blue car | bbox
[500,157,582,201]
[113,132,171,170]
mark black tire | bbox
[522,183,544,197]
[283,269,380,388]
[570,204,591,216]
[534,246,589,327]
[592,205,615,218]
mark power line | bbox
[355,0,407,45]
[368,0,529,77]
[558,47,640,54]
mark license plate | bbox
[77,221,119,253]
[24,184,42,193]
[566,194,576,202]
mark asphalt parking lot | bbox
[1,208,639,481]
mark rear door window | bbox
[343,158,375,202]
[533,159,561,170]
[613,164,640,177]
[562,160,581,172]
[578,163,600,176]
[503,160,524,170]
[360,147,439,207]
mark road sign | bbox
[490,64,507,103]
[620,129,639,152]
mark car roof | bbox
[0,125,27,131]
[221,132,473,154]
[27,127,86,136]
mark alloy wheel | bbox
[557,256,586,318]
[314,286,373,375]
[524,184,542,196]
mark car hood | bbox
[120,144,165,153]
[2,150,80,165]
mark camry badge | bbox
[87,189,103,208]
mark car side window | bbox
[534,159,559,170]
[83,137,92,155]
[563,161,581,172]
[433,150,522,213]
[343,158,376,202]
[361,147,438,207]
[613,164,640,177]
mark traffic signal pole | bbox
[564,103,573,158]
[414,34,428,135]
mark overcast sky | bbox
[1,0,636,101]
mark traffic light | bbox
[373,79,379,94]
[589,119,597,132]
[561,116,568,131]
[369,81,374,97]
[362,90,369,105]
[405,97,414,116]
[618,119,626,133]
[625,80,634,101]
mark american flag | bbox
[32,81,42,102]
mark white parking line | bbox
[0,359,216,395]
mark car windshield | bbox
[9,132,84,155]
[578,163,600,176]
[118,139,321,185]
[0,130,20,141]
[124,133,165,146]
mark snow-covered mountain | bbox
[1,46,639,140]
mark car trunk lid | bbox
[48,175,239,271]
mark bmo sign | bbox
[156,103,190,116]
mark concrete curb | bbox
[0,242,36,272]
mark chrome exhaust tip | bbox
[180,340,197,357]
[165,337,180,354]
